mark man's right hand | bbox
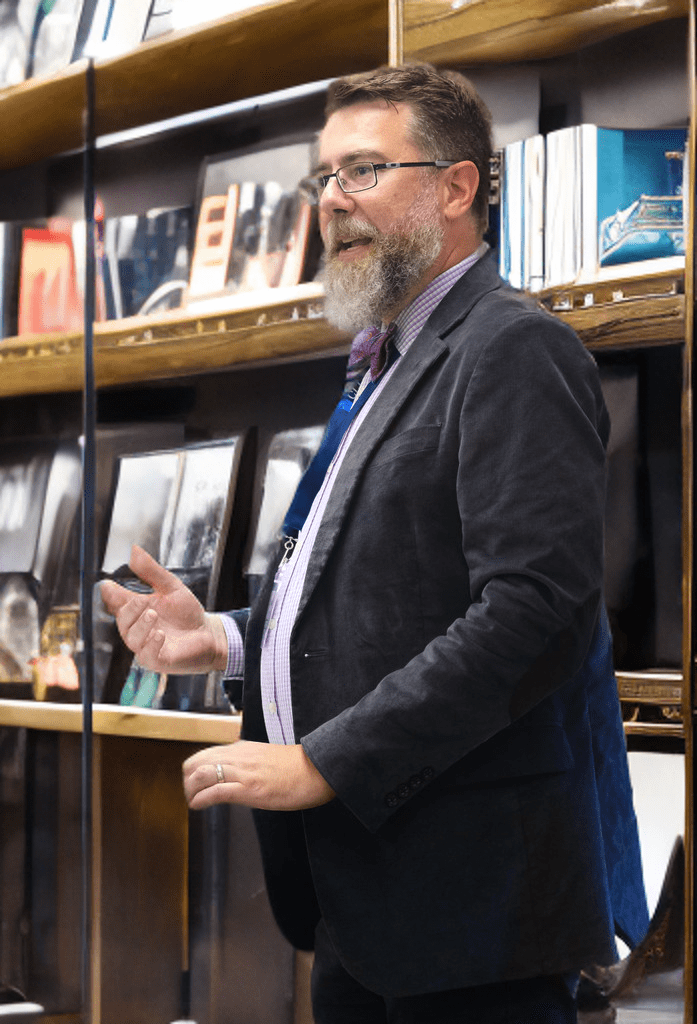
[100,545,228,675]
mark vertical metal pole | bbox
[81,56,97,1024]
[388,0,404,66]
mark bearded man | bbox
[102,63,648,1024]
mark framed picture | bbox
[244,425,324,597]
[101,435,245,607]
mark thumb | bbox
[128,544,182,595]
[99,578,132,614]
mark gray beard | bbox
[322,214,444,333]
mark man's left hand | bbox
[183,741,335,811]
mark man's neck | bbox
[384,238,486,322]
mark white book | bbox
[544,126,582,288]
[523,134,545,292]
[500,139,524,289]
[579,123,599,280]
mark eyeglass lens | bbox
[336,163,377,193]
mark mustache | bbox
[324,216,381,258]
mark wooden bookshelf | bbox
[0,698,241,743]
[617,670,685,737]
[403,0,689,66]
[0,0,387,170]
[0,284,350,397]
[537,262,686,349]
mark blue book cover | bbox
[592,126,687,268]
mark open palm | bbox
[100,545,227,674]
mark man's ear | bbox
[441,160,479,221]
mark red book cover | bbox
[17,219,83,335]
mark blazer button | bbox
[384,791,399,808]
[396,783,410,800]
[408,775,422,791]
[421,767,435,781]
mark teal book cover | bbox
[594,126,687,267]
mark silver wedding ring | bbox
[215,763,225,784]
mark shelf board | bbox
[616,669,684,706]
[0,698,241,744]
[623,720,684,738]
[1,266,687,398]
[0,0,387,171]
[0,283,351,397]
[404,0,688,66]
[537,262,686,349]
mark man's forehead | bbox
[317,100,415,168]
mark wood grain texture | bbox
[0,286,351,397]
[0,699,242,743]
[403,0,689,64]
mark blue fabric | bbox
[581,607,650,949]
[283,334,398,537]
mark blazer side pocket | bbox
[456,724,574,787]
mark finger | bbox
[100,579,133,615]
[129,545,183,595]
[182,744,231,779]
[188,778,243,811]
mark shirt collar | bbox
[391,242,489,355]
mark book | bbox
[106,205,193,318]
[24,0,86,79]
[71,198,116,322]
[588,126,687,270]
[543,126,582,288]
[80,0,152,59]
[230,182,313,294]
[0,575,40,681]
[17,220,83,335]
[0,441,82,581]
[0,439,82,680]
[187,182,313,303]
[498,138,523,290]
[523,134,545,292]
[0,221,19,339]
[0,0,30,87]
[544,124,687,286]
[187,188,238,300]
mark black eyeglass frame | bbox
[300,160,457,204]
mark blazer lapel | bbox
[294,254,502,625]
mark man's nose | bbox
[319,176,355,215]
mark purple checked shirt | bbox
[221,244,488,743]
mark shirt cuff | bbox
[220,613,245,678]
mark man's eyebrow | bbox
[312,150,387,174]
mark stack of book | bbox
[499,124,687,291]
[0,0,264,87]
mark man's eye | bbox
[352,164,373,179]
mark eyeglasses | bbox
[299,160,457,205]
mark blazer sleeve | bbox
[301,310,611,832]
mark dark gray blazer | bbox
[241,254,648,996]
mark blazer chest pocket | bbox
[370,424,442,469]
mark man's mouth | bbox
[335,236,373,254]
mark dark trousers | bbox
[311,921,578,1024]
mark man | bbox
[102,63,648,1023]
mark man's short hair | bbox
[325,63,493,235]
